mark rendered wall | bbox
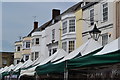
[75,9,83,48]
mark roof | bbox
[35,15,61,32]
[54,38,102,64]
[82,2,98,10]
[95,37,120,55]
[61,2,82,15]
[34,20,52,32]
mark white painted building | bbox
[30,9,61,61]
[46,21,61,56]
[31,30,49,61]
[82,1,116,46]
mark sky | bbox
[1,2,77,52]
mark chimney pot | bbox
[34,21,38,30]
[52,9,60,19]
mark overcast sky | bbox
[1,2,77,52]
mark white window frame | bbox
[35,38,39,45]
[102,3,108,22]
[62,41,67,52]
[69,19,75,32]
[32,39,34,46]
[62,21,67,34]
[68,40,75,53]
[23,41,30,49]
[102,33,108,46]
[31,52,34,61]
[52,29,55,40]
[90,8,94,25]
[35,52,39,60]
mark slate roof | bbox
[61,2,82,15]
[27,2,98,37]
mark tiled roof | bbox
[35,20,52,32]
[61,2,82,15]
[27,2,83,36]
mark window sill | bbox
[101,20,108,23]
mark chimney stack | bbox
[52,9,60,19]
[34,21,38,30]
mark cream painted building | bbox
[82,1,117,46]
[14,21,38,64]
[22,37,31,61]
[14,41,22,65]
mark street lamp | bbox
[89,24,101,41]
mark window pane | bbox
[36,38,39,44]
[35,52,39,60]
[49,49,51,56]
[69,19,75,32]
[32,39,34,46]
[52,29,55,40]
[102,33,108,46]
[31,52,34,61]
[90,9,94,25]
[53,48,57,54]
[26,42,30,48]
[17,46,20,51]
[103,3,108,22]
[62,21,67,34]
[25,55,29,61]
[69,41,75,53]
[62,42,67,51]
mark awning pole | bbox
[64,61,68,80]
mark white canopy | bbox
[95,37,120,55]
[13,62,23,71]
[0,66,8,74]
[6,64,15,72]
[24,55,45,68]
[55,38,102,64]
[20,49,68,77]
[21,59,33,68]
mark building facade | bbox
[82,1,117,46]
[14,1,120,64]
[60,2,83,53]
[0,52,14,68]
[14,41,22,65]
[30,9,61,61]
[14,21,38,64]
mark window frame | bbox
[69,19,75,32]
[26,41,30,48]
[62,21,67,34]
[90,8,94,25]
[35,38,39,45]
[52,29,55,40]
[35,52,39,60]
[62,41,67,52]
[68,40,75,53]
[102,3,108,22]
[102,33,108,46]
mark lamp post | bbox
[89,24,101,41]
